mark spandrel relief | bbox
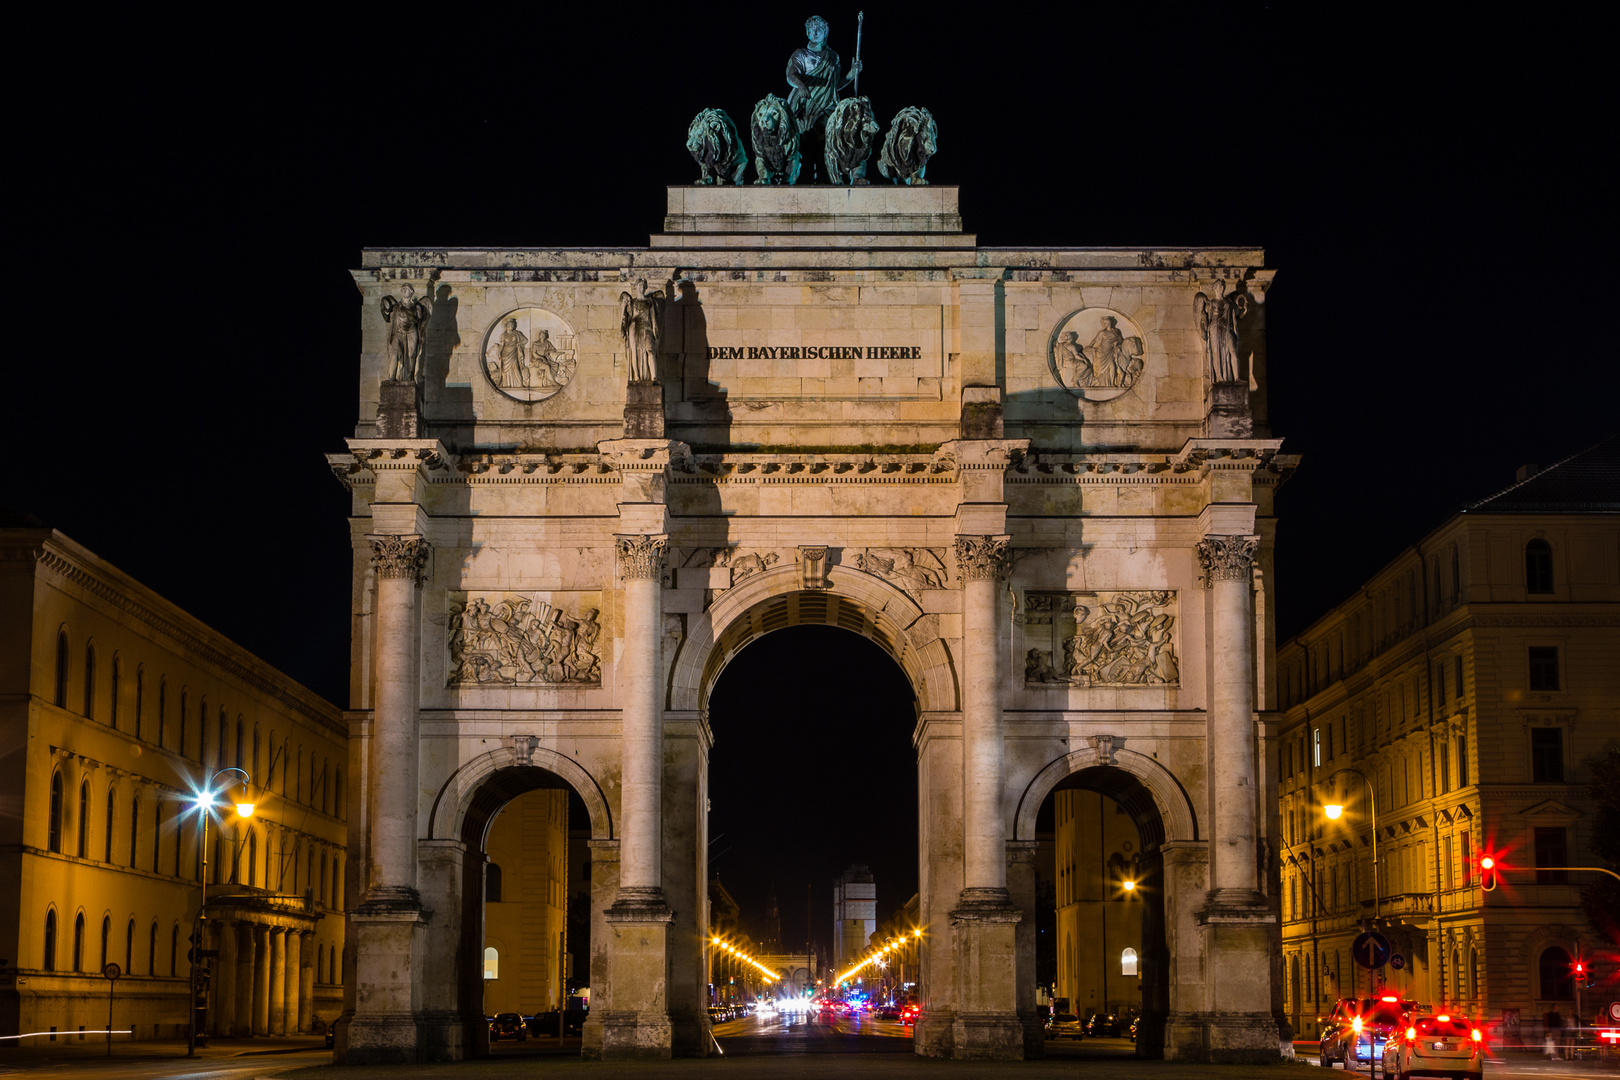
[1024,590,1178,687]
[481,308,578,403]
[853,547,946,594]
[1047,307,1147,402]
[448,592,602,686]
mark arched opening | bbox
[702,601,920,1048]
[454,764,596,1057]
[77,780,90,857]
[43,909,57,970]
[1033,768,1166,1055]
[1539,945,1574,1000]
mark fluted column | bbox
[1197,534,1261,899]
[364,533,429,908]
[252,925,271,1036]
[269,928,287,1035]
[297,932,315,1034]
[955,535,1009,899]
[614,534,668,902]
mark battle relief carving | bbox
[1047,307,1147,402]
[853,547,946,593]
[1023,590,1179,687]
[481,309,578,403]
[448,592,602,686]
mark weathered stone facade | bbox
[329,187,1295,1063]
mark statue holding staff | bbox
[786,14,863,178]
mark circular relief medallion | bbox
[1047,307,1147,402]
[482,308,578,403]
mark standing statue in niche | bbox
[1194,280,1250,383]
[787,14,863,180]
[619,278,674,384]
[380,284,432,382]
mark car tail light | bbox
[1472,1029,1482,1041]
[1437,1015,1450,1022]
[1353,1016,1363,1033]
[1405,1027,1416,1041]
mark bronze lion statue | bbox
[686,108,746,186]
[822,96,879,186]
[749,95,801,185]
[878,106,938,186]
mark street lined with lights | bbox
[710,937,779,982]
[834,929,923,987]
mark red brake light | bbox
[1437,1015,1450,1022]
[1472,1029,1482,1041]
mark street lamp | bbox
[188,768,254,1057]
[1322,768,1378,994]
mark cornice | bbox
[30,546,344,738]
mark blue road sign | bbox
[1390,953,1405,971]
[1352,931,1392,970]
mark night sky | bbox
[9,6,1607,954]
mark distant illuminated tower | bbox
[832,864,877,974]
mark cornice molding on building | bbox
[30,542,345,739]
[1472,613,1620,628]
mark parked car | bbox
[1320,996,1414,1069]
[1046,1012,1084,1040]
[878,1006,900,1020]
[1085,1013,1121,1037]
[1380,1010,1483,1080]
[489,1012,526,1042]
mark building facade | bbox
[330,185,1293,1063]
[481,787,570,1017]
[832,864,877,974]
[1052,789,1144,1020]
[1276,437,1620,1041]
[0,523,347,1042]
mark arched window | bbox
[110,656,121,730]
[252,722,260,777]
[134,666,144,740]
[1451,544,1462,600]
[483,946,499,980]
[1121,947,1138,977]
[104,788,115,861]
[148,922,158,975]
[153,802,164,873]
[170,925,179,976]
[48,770,64,853]
[43,909,57,970]
[84,643,98,720]
[125,918,134,971]
[334,767,343,818]
[129,794,140,868]
[333,856,342,910]
[1526,539,1554,594]
[178,690,188,758]
[323,757,331,813]
[247,829,258,887]
[77,780,90,857]
[330,947,337,984]
[100,916,110,969]
[73,913,85,972]
[317,943,325,984]
[157,678,167,747]
[218,708,228,770]
[55,630,70,708]
[1469,949,1480,999]
[487,862,504,903]
[1539,945,1574,1000]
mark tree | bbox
[1581,748,1620,946]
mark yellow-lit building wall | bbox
[1052,789,1142,1020]
[482,788,568,1016]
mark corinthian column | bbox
[365,533,429,908]
[614,534,668,906]
[1197,534,1261,900]
[955,534,1010,901]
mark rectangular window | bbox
[1528,646,1561,691]
[1313,728,1322,767]
[1534,826,1568,884]
[1454,655,1464,699]
[1436,662,1446,707]
[1530,727,1565,783]
[1439,741,1451,794]
[1457,735,1468,787]
[1444,837,1454,890]
[1460,831,1471,883]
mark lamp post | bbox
[1322,767,1376,996]
[188,767,254,1057]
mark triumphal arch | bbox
[328,183,1295,1064]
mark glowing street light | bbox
[1122,879,1136,892]
[1323,804,1344,820]
[188,767,253,1057]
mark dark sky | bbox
[8,6,1607,951]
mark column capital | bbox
[367,534,430,583]
[615,534,668,580]
[954,535,1010,583]
[1196,534,1258,586]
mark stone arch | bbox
[1012,744,1199,845]
[669,563,956,714]
[428,743,612,844]
[1520,924,1582,998]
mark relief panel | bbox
[448,591,603,685]
[1023,590,1179,687]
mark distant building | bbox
[832,864,876,974]
[0,520,347,1042]
[482,788,571,1016]
[1276,437,1620,1041]
[1052,790,1143,1019]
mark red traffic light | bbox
[1479,855,1495,871]
[1479,854,1499,891]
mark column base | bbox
[356,885,424,915]
[600,886,673,1060]
[1164,1010,1281,1064]
[416,1009,470,1063]
[341,904,428,1064]
[670,1009,711,1057]
[913,1009,955,1058]
[341,1015,421,1065]
[598,1011,674,1060]
[948,890,1024,1060]
[951,1012,1027,1060]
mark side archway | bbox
[428,744,613,844]
[1012,744,1199,845]
[668,563,958,714]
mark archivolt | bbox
[428,744,613,844]
[1013,745,1198,846]
[668,564,958,714]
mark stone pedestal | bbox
[959,386,1004,439]
[342,908,427,1064]
[579,840,621,1060]
[1204,381,1253,438]
[624,381,665,438]
[1006,841,1043,1059]
[599,891,675,1060]
[377,379,423,438]
[1183,897,1279,1063]
[949,892,1024,1060]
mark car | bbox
[1380,1010,1483,1080]
[900,1004,920,1025]
[1128,1016,1139,1041]
[878,1006,900,1020]
[1320,996,1415,1070]
[1046,1012,1084,1040]
[1085,1013,1121,1037]
[489,1012,526,1042]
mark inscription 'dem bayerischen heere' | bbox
[706,345,924,360]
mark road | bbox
[712,1004,914,1053]
[0,1041,330,1080]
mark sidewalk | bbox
[0,1033,327,1067]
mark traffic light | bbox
[1479,855,1498,892]
[1574,960,1596,989]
